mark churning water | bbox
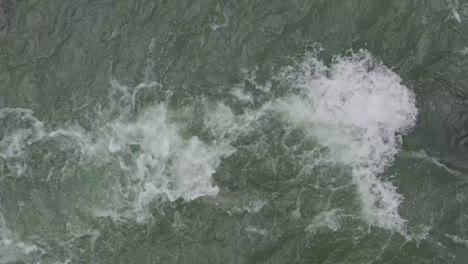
[1,0,468,263]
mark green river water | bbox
[1,0,468,263]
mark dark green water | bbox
[1,0,468,263]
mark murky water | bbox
[1,0,468,263]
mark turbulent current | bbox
[0,0,468,263]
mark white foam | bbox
[449,0,462,22]
[230,87,254,104]
[402,150,459,175]
[210,4,229,31]
[203,101,275,145]
[453,9,462,22]
[446,234,468,247]
[100,100,234,202]
[459,47,468,55]
[245,226,268,236]
[231,199,266,214]
[277,51,417,234]
[306,209,341,233]
[85,81,236,221]
[0,80,237,223]
[0,211,45,264]
[0,50,417,235]
[0,108,45,177]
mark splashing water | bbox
[276,51,418,233]
[0,79,236,224]
[0,50,418,262]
